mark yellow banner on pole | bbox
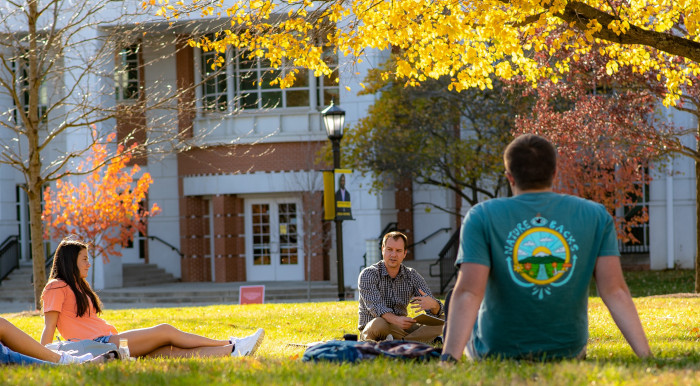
[323,171,335,220]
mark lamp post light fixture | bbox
[322,101,347,301]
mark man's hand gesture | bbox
[410,289,440,314]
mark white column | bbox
[665,166,675,269]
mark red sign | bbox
[239,285,265,305]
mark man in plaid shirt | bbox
[357,231,444,343]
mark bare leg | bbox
[107,323,231,357]
[143,344,233,358]
[0,318,60,363]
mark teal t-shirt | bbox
[456,192,620,359]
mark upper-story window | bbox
[115,44,141,101]
[197,38,339,114]
[317,47,339,109]
[12,52,48,124]
[200,46,227,112]
[237,52,310,110]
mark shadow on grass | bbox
[589,269,695,297]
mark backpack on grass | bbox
[302,340,440,363]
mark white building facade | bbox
[0,1,694,291]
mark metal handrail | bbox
[0,235,19,252]
[406,227,451,250]
[147,235,184,257]
[33,236,181,283]
[43,247,56,280]
[0,235,20,284]
[429,228,461,294]
[379,222,399,239]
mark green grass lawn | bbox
[623,269,696,296]
[1,271,698,385]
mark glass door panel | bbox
[246,199,303,281]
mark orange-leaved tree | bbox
[42,133,161,285]
[514,49,675,244]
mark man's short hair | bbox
[382,231,408,250]
[504,134,557,190]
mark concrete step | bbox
[0,267,33,287]
[97,281,344,305]
[0,267,35,303]
[0,282,346,309]
[122,263,177,287]
[0,294,35,303]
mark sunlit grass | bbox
[2,293,698,385]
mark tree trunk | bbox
[27,0,47,310]
[696,132,700,293]
[28,182,47,310]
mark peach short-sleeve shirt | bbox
[42,279,118,341]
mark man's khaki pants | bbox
[360,317,442,343]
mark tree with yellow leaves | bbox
[155,0,700,104]
[155,0,700,288]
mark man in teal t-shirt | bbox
[441,134,652,362]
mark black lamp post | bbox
[322,101,346,301]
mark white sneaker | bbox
[231,328,265,357]
[58,352,94,364]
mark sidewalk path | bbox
[1,280,352,315]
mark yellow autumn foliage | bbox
[149,0,700,106]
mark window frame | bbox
[11,51,48,124]
[115,43,142,102]
[194,40,339,115]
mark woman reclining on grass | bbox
[1,317,113,365]
[40,236,264,359]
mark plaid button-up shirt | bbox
[357,261,443,331]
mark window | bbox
[197,42,339,113]
[618,169,650,254]
[317,47,340,108]
[16,185,51,262]
[200,47,227,112]
[237,51,308,110]
[251,203,271,266]
[278,203,298,265]
[12,53,48,124]
[115,44,141,101]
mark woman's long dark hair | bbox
[48,237,102,317]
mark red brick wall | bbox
[395,177,414,260]
[176,34,206,282]
[302,191,330,280]
[179,195,211,281]
[177,141,328,176]
[212,195,247,282]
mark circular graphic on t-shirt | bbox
[512,227,571,285]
